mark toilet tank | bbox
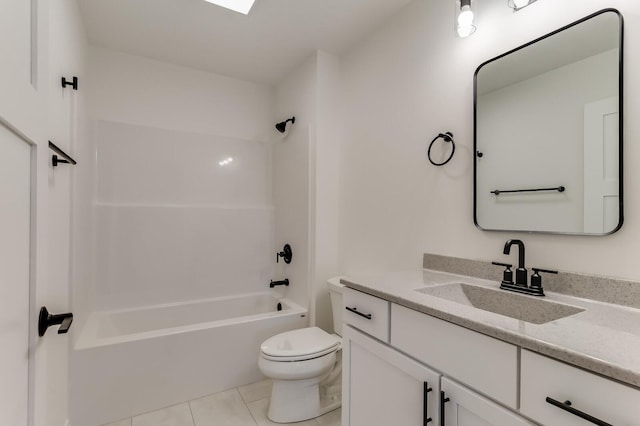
[327,277,346,336]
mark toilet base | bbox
[267,377,341,423]
[267,357,342,424]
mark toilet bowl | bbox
[258,277,345,423]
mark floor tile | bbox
[132,403,194,426]
[238,379,273,404]
[246,398,320,426]
[101,419,132,426]
[315,408,341,426]
[190,388,256,426]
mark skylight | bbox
[203,0,256,15]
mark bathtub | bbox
[70,293,307,426]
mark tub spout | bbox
[270,279,289,288]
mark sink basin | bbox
[415,283,584,324]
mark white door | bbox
[343,325,441,426]
[441,378,533,426]
[0,0,71,426]
[0,123,33,426]
[583,97,620,234]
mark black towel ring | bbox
[427,132,455,166]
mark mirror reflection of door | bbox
[583,97,619,234]
[474,9,622,235]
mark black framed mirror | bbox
[474,9,623,235]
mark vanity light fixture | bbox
[203,0,256,15]
[508,0,538,11]
[456,0,476,38]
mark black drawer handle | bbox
[440,391,450,426]
[423,382,433,424]
[545,397,612,426]
[345,306,372,320]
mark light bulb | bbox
[457,24,476,38]
[458,6,474,26]
[455,0,476,38]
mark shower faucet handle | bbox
[276,244,292,264]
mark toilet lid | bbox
[261,327,340,360]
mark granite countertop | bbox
[341,269,640,389]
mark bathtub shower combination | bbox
[71,122,310,425]
[72,293,306,425]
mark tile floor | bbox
[101,379,341,426]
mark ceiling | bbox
[77,0,414,86]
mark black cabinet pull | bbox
[423,382,433,424]
[440,391,450,426]
[545,397,612,426]
[38,306,73,337]
[345,306,372,320]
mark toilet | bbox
[258,277,345,423]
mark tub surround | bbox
[341,258,640,389]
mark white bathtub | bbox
[71,293,307,426]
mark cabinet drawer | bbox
[520,350,640,426]
[343,288,390,342]
[391,304,518,408]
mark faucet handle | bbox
[276,244,292,264]
[530,268,558,295]
[492,261,513,285]
[533,268,558,275]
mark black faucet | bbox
[494,239,556,297]
[503,239,527,286]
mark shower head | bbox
[275,117,295,133]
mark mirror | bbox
[474,9,623,235]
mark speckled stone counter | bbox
[341,264,640,390]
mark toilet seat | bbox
[260,327,340,362]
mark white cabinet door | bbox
[441,378,533,426]
[343,325,441,426]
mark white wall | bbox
[87,47,273,140]
[273,54,316,315]
[339,0,640,281]
[273,51,342,332]
[313,52,342,332]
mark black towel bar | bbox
[491,186,565,195]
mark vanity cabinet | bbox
[342,286,640,426]
[520,349,640,425]
[343,325,441,426]
[341,291,530,426]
